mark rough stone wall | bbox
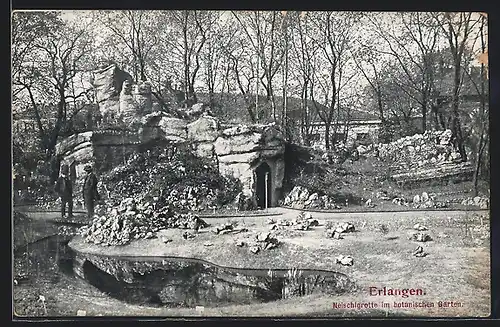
[92,130,142,173]
[55,130,142,189]
[214,124,285,206]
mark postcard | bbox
[12,10,490,318]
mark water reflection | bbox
[74,252,356,308]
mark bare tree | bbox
[462,14,488,195]
[200,12,235,110]
[163,10,216,106]
[367,12,441,133]
[232,11,287,123]
[289,11,316,145]
[11,11,63,98]
[12,13,95,161]
[351,42,389,140]
[433,12,480,161]
[308,11,361,151]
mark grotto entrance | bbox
[255,162,272,209]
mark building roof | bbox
[195,92,380,124]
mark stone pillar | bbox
[133,81,153,115]
[119,79,136,124]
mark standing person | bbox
[54,164,73,219]
[82,165,100,218]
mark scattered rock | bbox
[267,217,276,224]
[413,223,428,231]
[161,237,173,244]
[203,242,214,247]
[409,232,432,242]
[284,186,341,210]
[212,223,235,235]
[256,232,271,242]
[236,240,245,247]
[339,222,355,233]
[308,219,319,227]
[265,241,278,250]
[249,246,260,254]
[333,232,343,240]
[335,255,354,266]
[325,222,355,239]
[182,231,196,240]
[294,223,310,231]
[365,198,375,207]
[413,246,428,257]
[376,191,391,200]
[392,197,408,206]
[461,196,489,209]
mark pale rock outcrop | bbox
[92,64,132,122]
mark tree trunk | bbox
[451,61,467,161]
[421,100,427,132]
[472,133,484,197]
[324,123,330,150]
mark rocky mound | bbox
[100,144,241,212]
[360,129,461,172]
[79,197,209,246]
[77,145,241,246]
[283,186,341,210]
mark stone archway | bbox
[255,162,272,209]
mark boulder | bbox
[55,131,93,155]
[185,103,206,118]
[218,152,260,164]
[249,246,260,254]
[214,124,284,156]
[298,188,310,202]
[214,132,263,155]
[307,193,319,202]
[409,232,432,242]
[335,255,354,266]
[157,117,188,141]
[187,116,220,143]
[413,194,421,204]
[413,223,428,231]
[289,186,304,202]
[256,232,271,242]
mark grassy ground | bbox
[64,208,490,318]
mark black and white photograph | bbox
[11,10,490,318]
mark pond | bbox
[73,252,356,308]
[14,215,356,310]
